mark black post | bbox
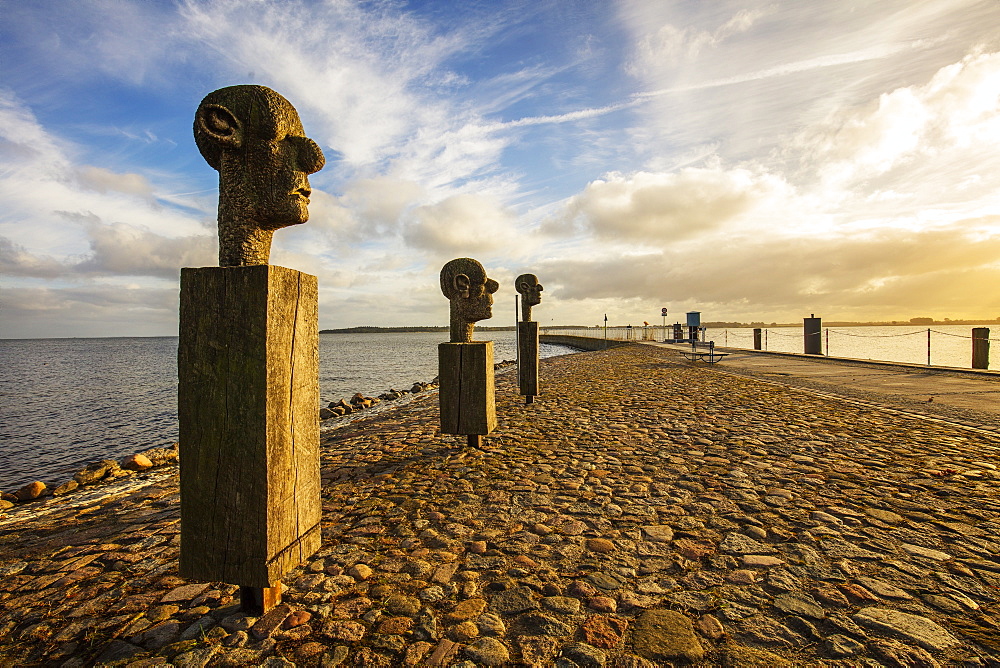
[804,314,822,355]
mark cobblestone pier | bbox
[3,344,1000,666]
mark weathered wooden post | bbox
[516,274,543,405]
[438,258,499,447]
[804,314,822,355]
[178,85,325,614]
[973,327,990,370]
[753,328,762,350]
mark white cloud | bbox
[0,89,70,176]
[627,7,769,74]
[538,224,1000,320]
[76,166,155,202]
[794,51,1000,188]
[70,213,215,278]
[0,213,215,280]
[0,90,210,267]
[544,167,794,242]
[178,0,512,192]
[341,178,425,233]
[297,189,358,238]
[1,285,179,339]
[0,236,66,278]
[403,193,518,254]
[5,1,1000,336]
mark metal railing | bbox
[542,326,665,342]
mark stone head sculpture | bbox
[195,85,325,267]
[440,258,499,343]
[515,273,543,322]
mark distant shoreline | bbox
[320,320,1000,334]
[319,325,598,333]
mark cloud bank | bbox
[2,0,999,338]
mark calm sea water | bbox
[0,332,572,491]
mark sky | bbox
[2,0,1000,338]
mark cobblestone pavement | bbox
[3,344,1000,666]
[689,346,1000,434]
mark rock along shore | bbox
[2,344,1000,666]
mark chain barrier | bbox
[764,329,801,337]
[550,325,995,369]
[929,328,1000,342]
[828,329,925,338]
[699,325,996,369]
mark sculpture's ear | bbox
[516,280,529,293]
[454,274,471,299]
[195,104,242,149]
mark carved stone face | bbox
[515,273,543,307]
[241,110,323,230]
[441,257,500,323]
[195,85,325,231]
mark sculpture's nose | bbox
[291,136,325,174]
[485,278,499,294]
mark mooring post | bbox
[973,327,990,370]
[804,314,822,355]
[753,328,762,350]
